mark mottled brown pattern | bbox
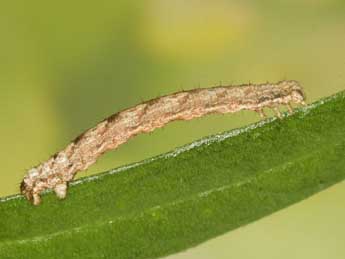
[21,80,306,205]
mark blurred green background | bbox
[1,0,345,258]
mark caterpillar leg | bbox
[287,103,293,114]
[273,107,282,119]
[54,182,68,199]
[255,109,266,119]
[32,193,42,206]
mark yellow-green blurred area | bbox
[1,0,345,258]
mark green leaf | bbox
[1,91,345,259]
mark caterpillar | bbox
[21,80,306,205]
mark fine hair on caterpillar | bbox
[21,80,306,205]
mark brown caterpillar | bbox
[21,80,306,205]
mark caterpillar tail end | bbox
[21,180,69,205]
[20,181,41,206]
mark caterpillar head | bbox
[280,80,306,105]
